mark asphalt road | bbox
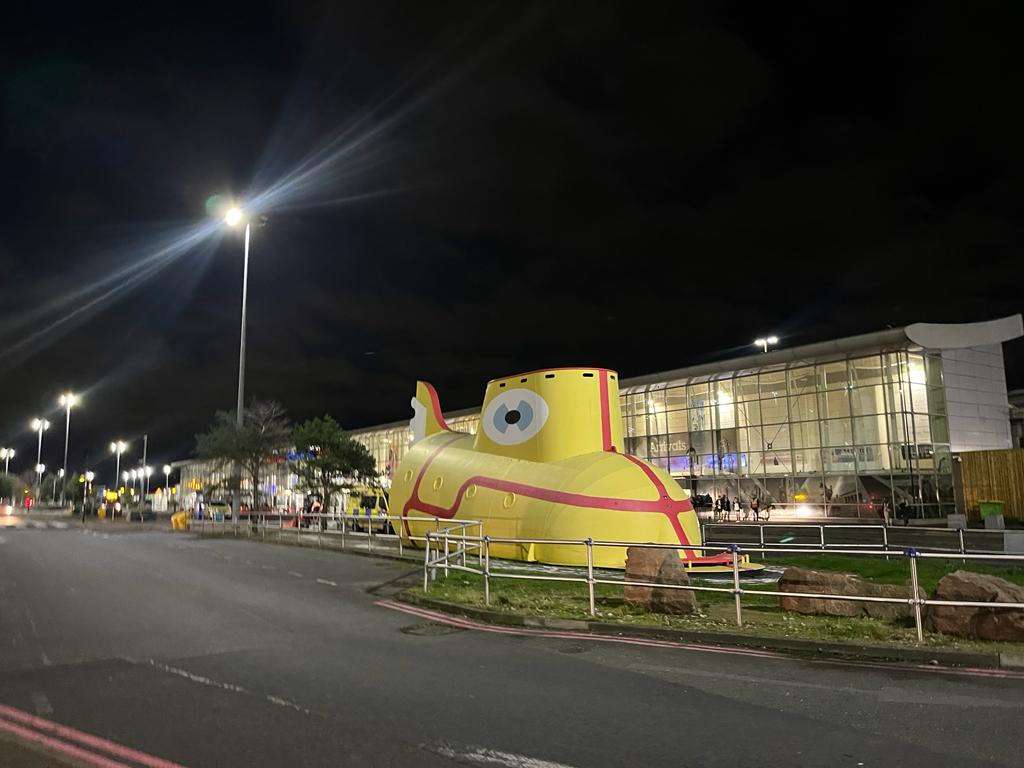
[1,521,1022,768]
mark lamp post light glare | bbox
[219,199,254,520]
[83,470,95,508]
[58,392,79,507]
[30,418,50,503]
[163,464,172,498]
[754,336,780,354]
[110,440,127,498]
[1,447,13,475]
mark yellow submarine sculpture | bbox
[390,367,739,570]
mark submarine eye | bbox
[483,388,549,445]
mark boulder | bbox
[926,571,1024,642]
[624,547,698,614]
[778,566,923,621]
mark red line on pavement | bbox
[0,704,187,768]
[0,716,131,768]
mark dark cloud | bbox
[0,1,1020,478]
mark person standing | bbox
[732,496,742,522]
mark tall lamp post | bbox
[110,441,127,501]
[224,204,251,519]
[1,447,13,475]
[754,336,779,354]
[30,418,50,504]
[83,470,95,515]
[58,392,79,506]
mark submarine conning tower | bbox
[473,367,624,463]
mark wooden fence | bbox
[959,448,1024,520]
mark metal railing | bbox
[190,511,482,561]
[700,521,1007,556]
[422,532,1024,642]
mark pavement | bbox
[0,523,1022,767]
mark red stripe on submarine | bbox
[390,367,757,571]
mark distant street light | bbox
[58,392,79,506]
[1,447,14,475]
[30,418,50,503]
[110,441,128,498]
[163,464,171,496]
[754,336,779,354]
[83,470,95,507]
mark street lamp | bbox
[224,203,252,520]
[30,418,50,504]
[83,470,95,508]
[1,447,13,474]
[754,336,779,354]
[52,468,65,502]
[163,464,171,496]
[58,392,79,506]
[110,441,127,498]
[144,465,152,498]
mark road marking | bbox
[287,571,304,578]
[423,741,577,768]
[51,521,68,529]
[24,607,52,666]
[142,660,317,716]
[30,692,53,716]
[0,702,185,768]
[261,564,276,570]
[316,578,337,586]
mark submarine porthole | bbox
[432,476,444,491]
[503,492,516,509]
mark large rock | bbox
[926,571,1024,642]
[778,567,923,621]
[624,547,698,614]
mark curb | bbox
[398,592,1020,671]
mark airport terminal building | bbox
[352,316,1023,520]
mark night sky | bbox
[1,2,1021,478]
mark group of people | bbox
[711,494,769,522]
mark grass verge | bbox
[417,567,1024,654]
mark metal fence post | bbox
[586,538,596,617]
[758,524,765,549]
[398,517,404,558]
[297,515,301,545]
[730,544,743,627]
[341,514,346,549]
[958,528,966,564]
[443,532,449,577]
[423,532,431,592]
[819,525,825,549]
[907,547,924,642]
[368,516,373,553]
[317,516,322,548]
[478,523,484,567]
[882,525,889,561]
[261,514,266,541]
[484,536,491,606]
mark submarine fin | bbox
[410,381,449,445]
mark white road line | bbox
[260,565,276,571]
[287,571,303,578]
[30,692,53,716]
[143,660,317,715]
[315,578,337,586]
[423,742,577,768]
[50,521,68,529]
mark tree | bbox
[196,400,290,508]
[291,415,376,509]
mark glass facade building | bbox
[350,318,1022,520]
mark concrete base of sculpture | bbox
[624,547,698,615]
